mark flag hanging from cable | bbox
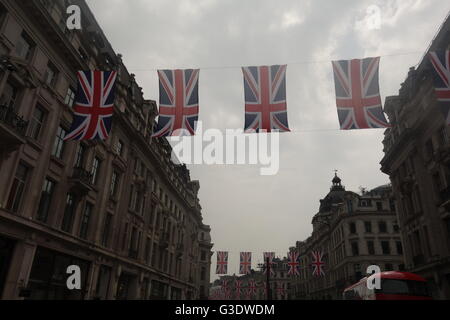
[332,57,390,129]
[65,70,117,141]
[262,252,275,276]
[242,65,290,133]
[239,252,252,275]
[153,69,200,137]
[216,251,228,274]
[429,50,450,125]
[287,251,300,276]
[311,251,325,276]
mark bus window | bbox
[376,279,430,297]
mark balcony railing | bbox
[72,167,93,185]
[0,105,29,137]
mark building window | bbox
[29,105,46,141]
[351,242,359,256]
[44,62,58,87]
[385,263,393,271]
[36,178,55,222]
[201,267,206,281]
[110,171,120,198]
[381,241,391,255]
[79,202,93,239]
[389,199,396,212]
[65,86,76,107]
[129,185,137,211]
[349,222,356,234]
[6,163,29,213]
[91,157,101,185]
[378,221,387,233]
[201,251,206,261]
[367,241,375,255]
[52,126,66,159]
[61,193,77,233]
[122,223,129,251]
[15,31,34,60]
[74,144,86,168]
[396,241,403,255]
[376,202,383,211]
[364,221,372,233]
[0,81,19,109]
[102,213,113,247]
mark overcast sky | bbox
[86,0,450,279]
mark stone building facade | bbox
[0,0,212,300]
[290,175,404,300]
[380,14,450,300]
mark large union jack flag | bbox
[239,252,252,275]
[242,65,290,133]
[262,252,275,276]
[65,71,117,141]
[311,251,325,276]
[332,57,389,129]
[216,251,228,274]
[153,69,199,137]
[429,50,450,125]
[287,251,300,276]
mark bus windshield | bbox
[375,279,430,297]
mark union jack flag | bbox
[235,280,244,297]
[262,252,275,276]
[221,280,230,299]
[429,50,450,125]
[65,71,117,141]
[311,251,325,276]
[332,57,389,129]
[247,279,258,298]
[239,252,252,275]
[216,251,228,274]
[276,283,286,297]
[287,251,300,276]
[242,65,290,132]
[153,69,199,137]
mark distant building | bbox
[0,0,212,300]
[291,174,404,299]
[380,14,450,299]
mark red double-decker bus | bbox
[343,271,432,300]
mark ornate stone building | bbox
[0,0,212,300]
[290,175,404,300]
[380,14,450,300]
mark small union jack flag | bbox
[242,65,290,133]
[247,279,258,298]
[287,251,300,276]
[65,71,117,141]
[239,252,252,275]
[262,252,275,276]
[216,251,228,274]
[276,283,286,297]
[153,69,199,137]
[429,50,450,125]
[311,251,325,276]
[235,280,244,297]
[332,57,390,129]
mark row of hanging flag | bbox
[64,51,450,141]
[210,279,288,300]
[216,251,325,277]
